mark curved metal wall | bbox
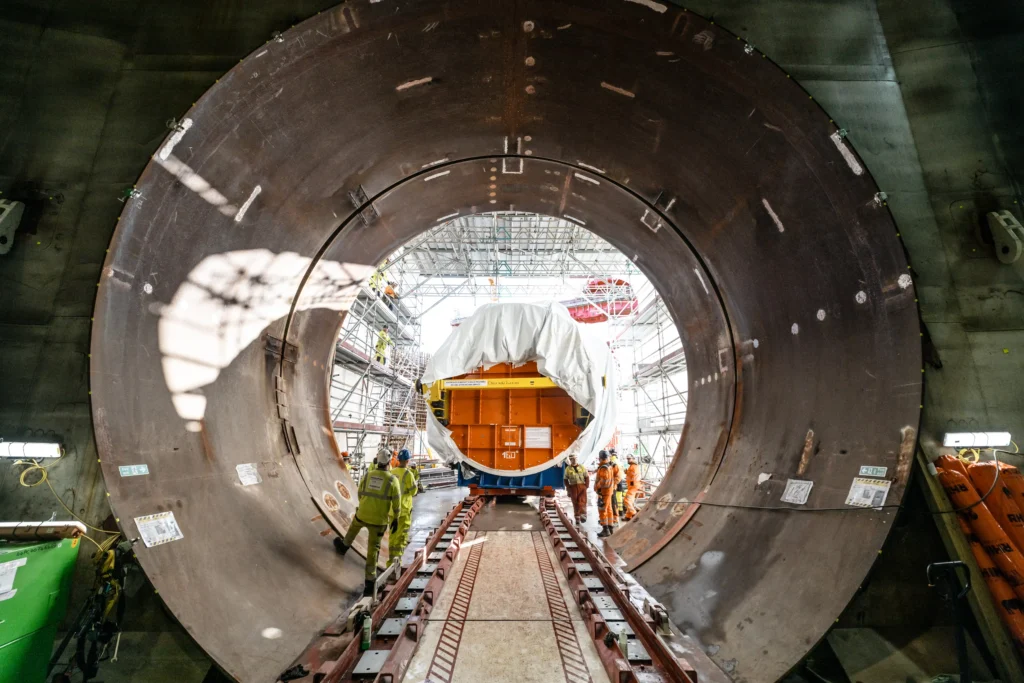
[89,2,921,681]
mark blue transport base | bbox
[458,463,564,495]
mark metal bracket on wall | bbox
[274,373,289,420]
[266,334,298,363]
[0,200,25,255]
[988,210,1024,264]
[281,420,300,455]
[348,185,379,226]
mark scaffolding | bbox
[330,280,428,480]
[610,279,688,484]
[387,212,638,302]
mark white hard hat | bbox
[375,450,391,466]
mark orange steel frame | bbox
[447,362,582,472]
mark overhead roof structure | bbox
[388,212,638,301]
[88,3,922,682]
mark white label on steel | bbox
[524,427,552,449]
[236,463,262,486]
[0,557,27,592]
[135,511,184,548]
[119,464,150,477]
[781,479,813,505]
[858,465,888,478]
[444,379,488,387]
[846,478,891,508]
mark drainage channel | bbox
[280,496,485,683]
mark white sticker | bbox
[859,465,888,478]
[119,464,150,477]
[846,478,891,508]
[524,427,551,449]
[0,557,28,593]
[135,511,184,548]
[781,479,813,505]
[0,589,17,601]
[444,379,488,388]
[236,463,262,486]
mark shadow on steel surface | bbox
[90,2,920,681]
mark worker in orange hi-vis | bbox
[390,450,400,469]
[595,450,616,538]
[563,453,590,525]
[623,453,640,521]
[608,448,624,526]
[340,451,350,472]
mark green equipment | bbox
[0,522,85,683]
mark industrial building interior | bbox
[1,2,1022,683]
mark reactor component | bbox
[421,302,616,493]
[423,361,592,493]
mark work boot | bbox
[363,579,376,598]
[597,526,611,538]
[334,537,349,556]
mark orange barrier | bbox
[954,512,1024,652]
[968,461,1024,556]
[936,454,971,479]
[937,468,1024,598]
[998,462,1024,512]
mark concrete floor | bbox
[402,502,610,683]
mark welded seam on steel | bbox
[424,531,486,683]
[532,531,594,683]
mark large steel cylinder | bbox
[90,2,921,681]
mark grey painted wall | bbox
[1,0,1021,644]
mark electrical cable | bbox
[13,455,121,551]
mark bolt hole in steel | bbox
[90,2,920,682]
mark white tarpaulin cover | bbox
[422,302,617,476]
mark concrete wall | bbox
[681,0,1024,442]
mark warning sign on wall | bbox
[845,477,891,508]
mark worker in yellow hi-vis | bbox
[334,449,401,596]
[368,265,384,295]
[388,449,419,567]
[375,325,391,366]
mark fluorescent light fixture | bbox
[0,442,62,459]
[943,432,1012,449]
